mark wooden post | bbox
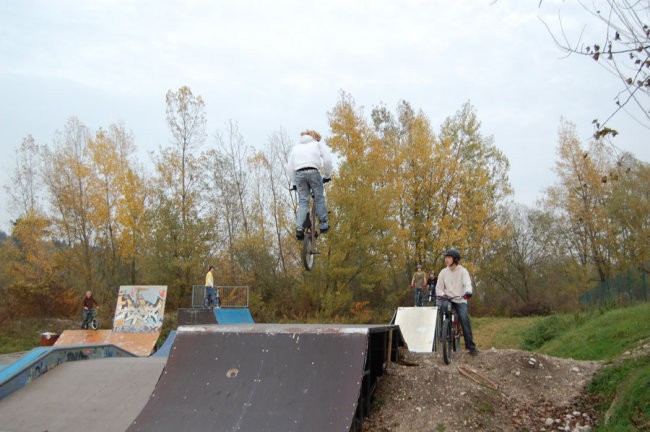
[386,328,393,367]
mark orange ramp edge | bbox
[54,330,112,347]
[54,330,160,357]
[106,333,160,357]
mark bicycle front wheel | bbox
[442,319,452,365]
[453,323,461,352]
[302,234,315,271]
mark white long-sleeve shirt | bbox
[435,264,473,304]
[286,135,333,185]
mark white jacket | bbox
[286,135,333,185]
[435,264,473,304]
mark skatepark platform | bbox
[177,307,255,325]
[0,343,135,401]
[0,357,166,432]
[128,323,399,432]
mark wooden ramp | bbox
[128,324,399,432]
[53,329,111,346]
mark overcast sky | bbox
[1,0,648,233]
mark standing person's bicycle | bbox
[203,287,221,309]
[294,179,329,271]
[81,308,99,330]
[438,295,463,364]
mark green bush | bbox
[587,357,650,431]
[520,313,582,351]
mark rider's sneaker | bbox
[296,228,305,240]
[319,224,329,234]
[469,349,479,356]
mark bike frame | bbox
[439,296,464,364]
[81,308,98,330]
[298,182,328,271]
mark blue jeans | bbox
[81,309,95,328]
[414,288,423,306]
[439,300,476,351]
[295,170,328,230]
[205,287,218,307]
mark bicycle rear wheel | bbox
[302,234,315,271]
[442,319,452,365]
[453,321,461,352]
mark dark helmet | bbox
[444,248,461,260]
[417,263,422,268]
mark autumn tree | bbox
[325,92,400,318]
[149,86,211,307]
[2,211,76,319]
[541,0,650,136]
[604,152,650,271]
[5,134,46,217]
[87,123,148,286]
[44,117,96,291]
[545,120,617,286]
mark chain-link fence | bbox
[579,265,648,306]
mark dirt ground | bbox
[364,348,602,432]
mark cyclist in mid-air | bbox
[435,248,478,356]
[286,129,333,240]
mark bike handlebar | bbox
[436,295,464,301]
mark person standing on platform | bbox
[411,264,427,306]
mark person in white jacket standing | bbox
[286,130,333,240]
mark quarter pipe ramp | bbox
[128,324,396,432]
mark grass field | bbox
[538,302,650,360]
[0,317,76,354]
[472,316,542,349]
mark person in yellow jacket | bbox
[204,265,219,308]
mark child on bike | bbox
[81,291,99,329]
[286,130,333,240]
[426,271,437,304]
[435,249,478,356]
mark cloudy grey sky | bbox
[1,0,648,232]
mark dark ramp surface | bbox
[128,324,369,432]
[0,357,165,432]
[177,308,217,325]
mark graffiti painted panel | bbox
[113,286,167,333]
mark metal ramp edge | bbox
[0,343,135,401]
[153,331,177,358]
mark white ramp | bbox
[393,307,438,352]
